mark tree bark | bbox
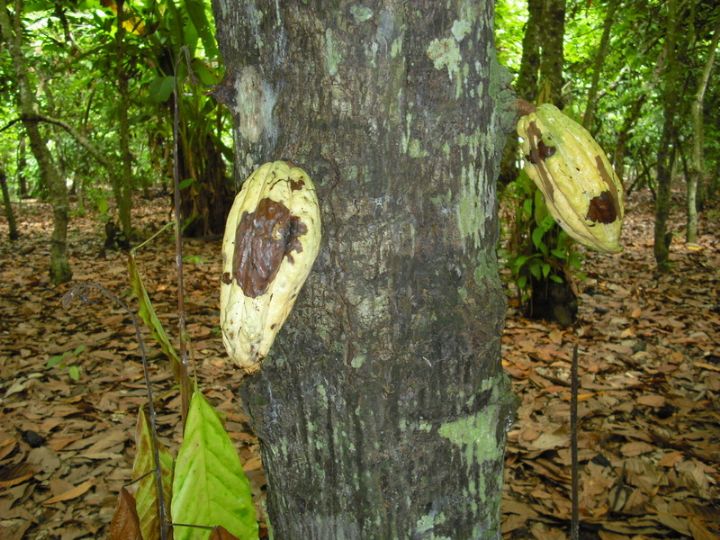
[582,0,618,131]
[539,0,566,107]
[17,135,28,198]
[0,169,19,240]
[498,0,543,186]
[654,0,682,271]
[213,2,516,538]
[524,0,576,326]
[516,0,544,101]
[687,22,719,243]
[0,0,72,283]
[115,0,134,238]
[613,93,645,184]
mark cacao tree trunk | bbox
[582,0,618,131]
[516,0,544,102]
[0,169,19,240]
[17,135,29,198]
[213,2,516,538]
[525,0,576,325]
[115,0,134,239]
[687,22,719,243]
[654,0,682,271]
[539,0,566,107]
[498,0,543,186]
[613,94,646,184]
[0,0,72,283]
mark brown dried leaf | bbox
[209,526,240,540]
[620,441,654,457]
[637,394,666,407]
[0,463,34,489]
[688,516,717,540]
[655,512,690,536]
[43,479,94,505]
[109,488,142,540]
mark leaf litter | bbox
[0,190,717,539]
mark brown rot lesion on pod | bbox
[586,191,617,224]
[525,121,556,165]
[221,272,233,285]
[231,198,308,298]
[526,140,556,164]
[289,178,304,191]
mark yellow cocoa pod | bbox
[220,161,321,372]
[517,103,624,253]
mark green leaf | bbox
[147,76,175,104]
[550,274,565,284]
[541,263,551,279]
[73,344,86,357]
[191,58,221,86]
[183,255,205,265]
[511,254,530,274]
[183,0,218,58]
[517,275,527,290]
[127,254,182,372]
[178,177,195,191]
[522,198,533,219]
[529,261,542,280]
[172,391,258,540]
[47,355,64,368]
[533,189,548,224]
[531,226,546,252]
[67,365,81,381]
[97,196,109,218]
[133,409,174,540]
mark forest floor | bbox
[0,188,718,540]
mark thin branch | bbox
[63,282,169,540]
[1,113,113,171]
[132,221,174,253]
[570,344,579,540]
[172,50,193,425]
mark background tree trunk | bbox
[213,2,516,538]
[0,169,19,240]
[582,0,618,131]
[613,94,646,184]
[654,0,682,271]
[498,0,543,186]
[0,0,72,283]
[520,0,576,326]
[539,0,566,107]
[115,0,134,239]
[16,135,29,198]
[687,22,719,243]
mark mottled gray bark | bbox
[0,0,71,283]
[213,2,516,538]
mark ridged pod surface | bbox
[517,103,624,252]
[220,161,321,372]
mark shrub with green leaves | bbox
[501,171,583,307]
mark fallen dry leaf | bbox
[43,479,94,505]
[109,487,142,540]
